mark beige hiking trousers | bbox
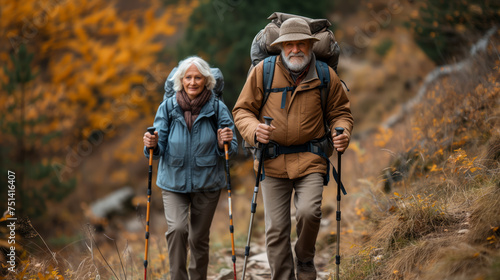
[161,189,220,280]
[261,172,324,280]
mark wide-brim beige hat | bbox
[270,18,320,46]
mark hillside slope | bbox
[340,30,500,280]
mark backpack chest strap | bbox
[264,86,297,109]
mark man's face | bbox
[281,40,312,72]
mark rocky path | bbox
[211,245,333,280]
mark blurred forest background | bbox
[1,0,499,279]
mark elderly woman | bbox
[143,56,237,280]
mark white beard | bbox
[282,51,312,72]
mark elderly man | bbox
[233,18,353,279]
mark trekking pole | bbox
[222,124,237,280]
[334,127,344,280]
[144,126,155,280]
[241,116,273,280]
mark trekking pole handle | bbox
[257,116,274,150]
[264,116,273,126]
[259,117,273,149]
[147,126,156,144]
[335,127,344,136]
[221,124,229,144]
[147,127,156,136]
[335,127,344,155]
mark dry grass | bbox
[340,29,500,280]
[1,222,170,280]
[419,243,495,280]
[383,237,457,279]
[466,184,500,247]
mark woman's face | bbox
[182,64,207,100]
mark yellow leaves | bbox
[349,141,366,163]
[52,54,75,84]
[486,227,499,244]
[392,191,444,222]
[102,83,130,99]
[355,207,367,220]
[83,5,117,27]
[448,148,482,174]
[114,49,132,65]
[73,24,88,41]
[13,262,30,279]
[449,148,467,164]
[34,265,64,280]
[375,127,393,148]
[486,235,497,244]
[429,164,442,172]
[145,9,156,24]
[96,46,116,69]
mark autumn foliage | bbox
[1,0,198,151]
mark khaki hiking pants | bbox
[261,172,324,280]
[161,189,220,280]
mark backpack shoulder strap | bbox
[263,56,277,93]
[166,96,174,129]
[316,60,331,134]
[209,98,220,133]
[259,56,277,116]
[316,60,330,104]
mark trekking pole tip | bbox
[335,127,344,136]
[147,126,156,135]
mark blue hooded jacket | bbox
[144,95,238,193]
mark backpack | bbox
[163,67,225,133]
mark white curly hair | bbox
[172,56,216,92]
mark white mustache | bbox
[288,53,305,58]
